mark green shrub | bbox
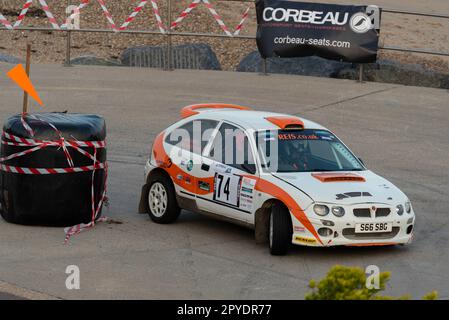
[305,265,437,300]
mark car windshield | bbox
[255,129,365,173]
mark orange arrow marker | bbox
[7,64,44,107]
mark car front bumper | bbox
[291,208,415,247]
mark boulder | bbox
[337,59,449,89]
[0,53,22,64]
[70,55,122,66]
[121,43,221,70]
[237,51,354,78]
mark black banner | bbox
[256,0,381,63]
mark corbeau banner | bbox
[256,0,381,63]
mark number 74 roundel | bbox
[213,172,242,207]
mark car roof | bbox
[188,109,328,131]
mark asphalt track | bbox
[0,63,448,299]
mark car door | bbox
[164,119,219,199]
[196,122,259,223]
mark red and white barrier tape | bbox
[234,6,250,36]
[0,14,13,30]
[20,114,35,137]
[2,131,105,148]
[150,0,166,33]
[81,0,156,32]
[171,0,249,37]
[202,0,232,37]
[38,0,60,30]
[96,0,117,31]
[14,0,33,28]
[170,0,200,30]
[64,216,107,244]
[0,162,106,174]
[64,147,108,244]
[0,0,59,30]
[61,0,88,30]
[0,114,108,244]
[119,0,148,31]
[1,0,250,36]
[0,0,32,30]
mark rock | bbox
[121,43,221,70]
[70,55,122,66]
[237,52,449,89]
[236,51,354,78]
[337,59,449,89]
[0,53,22,64]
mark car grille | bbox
[353,208,391,218]
[353,208,371,218]
[342,227,400,240]
[375,208,391,217]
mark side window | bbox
[165,120,194,151]
[209,122,255,173]
[200,120,219,152]
[165,119,218,155]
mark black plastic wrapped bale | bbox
[0,113,107,227]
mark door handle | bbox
[201,163,210,172]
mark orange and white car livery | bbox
[139,104,415,255]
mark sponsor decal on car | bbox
[186,160,193,172]
[198,181,211,192]
[213,163,229,174]
[239,177,257,211]
[295,236,317,244]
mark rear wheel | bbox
[269,202,293,255]
[146,171,180,224]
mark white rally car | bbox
[139,104,415,255]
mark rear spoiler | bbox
[180,103,251,119]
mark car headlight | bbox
[405,201,411,214]
[314,204,329,216]
[331,206,345,217]
[396,204,404,216]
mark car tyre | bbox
[146,171,180,224]
[269,202,292,255]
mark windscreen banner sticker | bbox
[278,133,319,140]
[256,0,381,63]
[278,131,337,141]
[213,172,242,207]
[239,177,257,211]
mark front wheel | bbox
[269,203,293,255]
[146,172,180,224]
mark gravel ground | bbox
[0,0,448,73]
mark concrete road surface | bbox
[0,63,448,299]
